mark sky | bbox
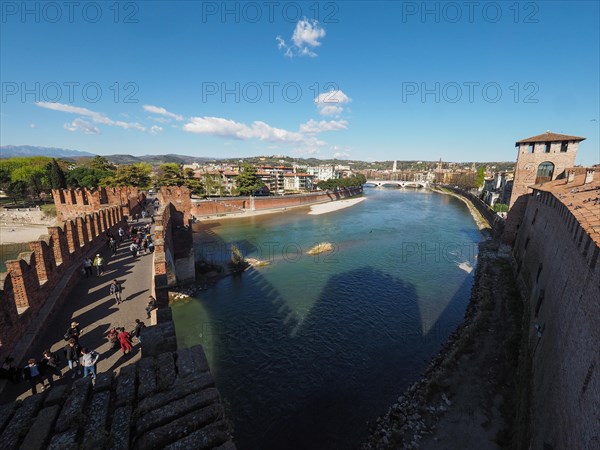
[1,1,599,165]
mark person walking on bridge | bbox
[93,254,105,276]
[110,279,123,305]
[81,348,100,380]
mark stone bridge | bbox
[364,180,428,188]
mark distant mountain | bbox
[0,145,96,159]
[103,154,144,165]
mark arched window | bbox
[535,162,554,184]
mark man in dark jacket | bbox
[23,358,44,394]
[64,338,81,379]
[132,319,145,343]
[41,349,62,388]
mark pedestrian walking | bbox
[118,328,134,354]
[132,319,145,343]
[93,254,105,276]
[142,238,149,254]
[145,296,156,319]
[148,241,155,253]
[118,227,125,242]
[109,237,118,255]
[23,359,44,394]
[64,338,82,378]
[129,242,139,258]
[64,321,81,343]
[82,257,93,277]
[81,348,100,380]
[110,279,123,305]
[41,349,61,388]
[141,210,147,219]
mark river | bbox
[171,188,481,449]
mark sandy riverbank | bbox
[0,225,51,244]
[308,197,366,215]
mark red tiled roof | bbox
[516,131,586,144]
[532,168,600,245]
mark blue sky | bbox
[1,1,599,164]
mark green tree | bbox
[476,167,485,188]
[155,163,184,187]
[235,164,264,196]
[66,167,113,189]
[11,162,51,197]
[108,163,153,188]
[47,159,68,189]
[182,168,204,195]
[84,155,116,172]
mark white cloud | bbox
[299,119,348,134]
[183,116,304,143]
[150,125,164,135]
[143,105,184,121]
[317,105,344,116]
[36,102,145,132]
[292,18,326,47]
[315,90,351,116]
[64,118,101,135]
[29,123,37,129]
[276,18,326,58]
[148,116,171,124]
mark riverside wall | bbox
[511,189,599,449]
[190,186,363,217]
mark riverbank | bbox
[308,197,366,215]
[430,186,490,232]
[194,192,365,222]
[0,224,52,244]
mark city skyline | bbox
[1,1,599,165]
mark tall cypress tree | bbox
[48,159,67,189]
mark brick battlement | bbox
[0,206,124,361]
[52,187,146,221]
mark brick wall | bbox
[53,187,146,221]
[190,187,363,217]
[0,206,124,360]
[512,192,599,449]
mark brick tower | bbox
[503,131,585,244]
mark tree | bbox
[182,168,204,195]
[317,174,366,191]
[47,159,67,189]
[108,163,152,188]
[235,164,264,196]
[155,163,184,187]
[476,167,485,188]
[66,167,113,189]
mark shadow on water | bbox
[178,255,474,449]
